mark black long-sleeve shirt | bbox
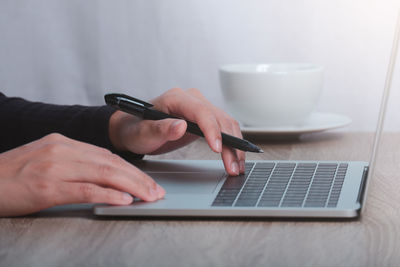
[0,92,117,153]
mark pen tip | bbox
[258,149,264,153]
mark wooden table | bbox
[1,132,400,267]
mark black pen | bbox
[105,93,263,153]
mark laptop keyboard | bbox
[212,162,348,208]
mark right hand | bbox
[109,88,246,176]
[0,133,165,217]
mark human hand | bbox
[109,88,245,176]
[0,133,165,217]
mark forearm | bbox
[0,92,115,153]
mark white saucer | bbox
[240,112,352,136]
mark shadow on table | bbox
[26,204,96,219]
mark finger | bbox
[184,89,225,153]
[192,108,222,153]
[153,90,222,153]
[221,146,240,176]
[76,159,165,201]
[216,118,240,176]
[187,89,245,163]
[207,108,245,174]
[230,120,246,174]
[215,115,246,174]
[143,118,187,144]
[174,103,222,153]
[56,182,134,206]
[64,152,165,202]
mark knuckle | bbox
[168,87,183,95]
[99,147,112,155]
[144,176,158,191]
[165,88,184,102]
[40,142,67,156]
[153,121,167,135]
[232,119,240,128]
[43,133,66,142]
[147,178,157,189]
[165,92,177,102]
[107,153,125,166]
[187,88,206,100]
[186,88,201,95]
[97,163,114,179]
[135,172,156,189]
[156,89,183,111]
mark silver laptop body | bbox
[95,159,368,218]
[94,13,400,218]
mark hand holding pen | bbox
[107,88,262,176]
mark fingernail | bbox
[239,160,245,173]
[231,161,239,174]
[123,193,133,203]
[215,139,222,153]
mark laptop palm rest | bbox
[133,160,225,194]
[148,172,224,194]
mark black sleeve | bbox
[0,92,143,160]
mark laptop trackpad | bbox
[148,172,225,194]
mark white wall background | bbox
[0,0,399,131]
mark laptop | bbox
[94,13,400,218]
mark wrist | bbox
[109,111,132,152]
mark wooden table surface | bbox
[1,132,400,267]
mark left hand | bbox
[108,88,245,176]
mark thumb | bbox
[154,118,187,141]
[120,118,189,155]
[142,118,187,145]
[122,118,188,155]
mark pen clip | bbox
[105,93,154,108]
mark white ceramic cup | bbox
[219,63,324,127]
